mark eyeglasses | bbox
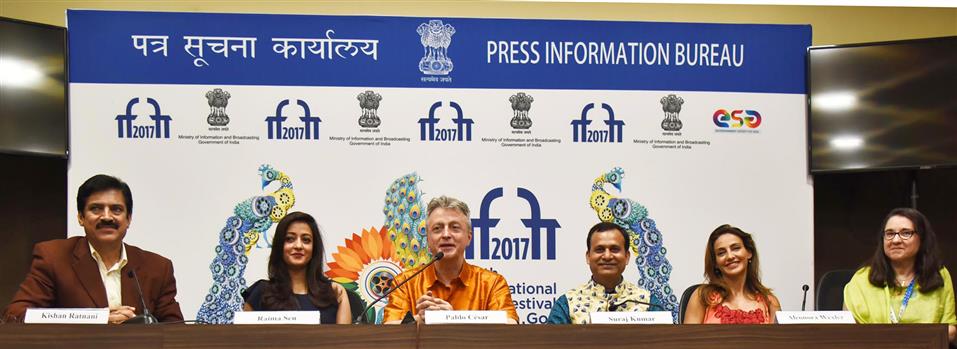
[883,230,915,240]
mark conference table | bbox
[0,323,948,348]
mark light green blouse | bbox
[844,266,956,325]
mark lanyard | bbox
[885,278,916,324]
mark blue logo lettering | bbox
[266,99,321,140]
[115,97,172,139]
[468,188,560,260]
[418,101,473,142]
[571,103,624,143]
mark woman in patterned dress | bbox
[684,224,780,324]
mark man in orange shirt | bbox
[383,196,518,324]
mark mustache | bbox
[96,220,119,229]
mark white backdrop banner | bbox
[66,10,813,324]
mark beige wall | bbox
[1,1,954,45]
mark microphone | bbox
[607,298,663,312]
[156,319,210,325]
[353,251,444,324]
[801,284,810,311]
[123,270,158,324]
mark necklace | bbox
[895,274,914,288]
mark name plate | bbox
[233,311,321,325]
[775,311,855,324]
[590,311,673,324]
[424,310,508,324]
[24,308,109,324]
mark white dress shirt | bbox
[89,243,129,310]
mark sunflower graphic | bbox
[326,173,431,323]
[326,225,404,323]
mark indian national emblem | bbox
[417,19,455,75]
[509,92,534,129]
[660,94,684,132]
[358,90,383,128]
[206,88,231,126]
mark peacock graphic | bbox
[589,167,679,322]
[325,172,431,324]
[382,173,432,270]
[195,165,296,324]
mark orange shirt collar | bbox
[424,260,473,288]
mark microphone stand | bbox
[353,252,445,324]
[607,298,663,312]
[801,284,810,311]
[123,270,158,324]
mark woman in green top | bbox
[844,208,955,343]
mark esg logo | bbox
[713,109,761,128]
[467,188,560,261]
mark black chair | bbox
[678,284,702,323]
[815,269,855,311]
[346,290,370,324]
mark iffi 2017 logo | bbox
[713,109,762,129]
[115,97,172,139]
[571,103,625,143]
[265,99,322,140]
[418,101,474,142]
[417,19,455,75]
[467,188,560,261]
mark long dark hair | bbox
[866,208,944,292]
[699,224,772,305]
[261,211,337,310]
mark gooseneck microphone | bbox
[801,284,810,311]
[353,251,444,324]
[607,298,664,312]
[123,270,158,324]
